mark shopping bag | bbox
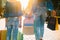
[0,31,1,40]
[55,17,59,30]
[47,17,56,30]
[1,30,7,40]
[17,32,23,40]
[11,31,23,40]
[23,15,34,35]
[24,16,34,26]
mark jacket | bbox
[32,2,47,21]
[4,1,23,18]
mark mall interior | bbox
[0,0,60,40]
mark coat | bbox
[4,1,23,18]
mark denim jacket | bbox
[32,2,47,21]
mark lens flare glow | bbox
[17,0,29,10]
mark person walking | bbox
[4,0,23,40]
[32,0,47,40]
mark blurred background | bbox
[0,0,60,40]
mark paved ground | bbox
[23,23,60,40]
[23,35,36,40]
[43,23,60,40]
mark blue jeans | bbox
[6,17,19,40]
[34,16,44,40]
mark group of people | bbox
[4,0,54,40]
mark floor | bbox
[23,23,60,40]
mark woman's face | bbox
[52,10,56,16]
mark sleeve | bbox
[4,2,12,18]
[4,2,8,18]
[32,6,37,13]
[16,1,23,16]
[40,7,47,21]
[32,6,42,16]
